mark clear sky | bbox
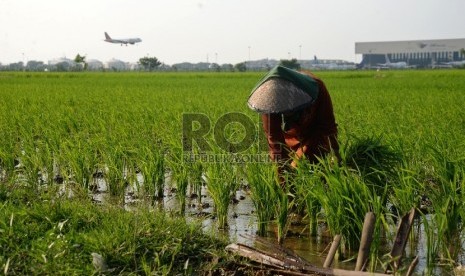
[1,0,464,65]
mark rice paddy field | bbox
[1,69,465,275]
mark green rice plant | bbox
[189,160,204,203]
[61,139,100,191]
[309,154,387,256]
[123,152,140,198]
[421,214,439,275]
[39,129,62,185]
[174,168,189,214]
[138,146,165,200]
[18,137,47,188]
[167,146,189,214]
[292,158,322,236]
[420,145,465,263]
[0,143,17,183]
[0,109,18,183]
[244,162,277,236]
[187,147,204,204]
[38,142,55,185]
[274,175,290,245]
[102,146,127,199]
[343,135,402,195]
[205,161,238,229]
[458,168,465,229]
[389,160,422,218]
[246,161,291,243]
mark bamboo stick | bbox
[323,234,341,268]
[387,207,416,273]
[406,256,419,276]
[355,212,376,271]
[226,242,392,276]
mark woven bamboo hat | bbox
[247,65,319,114]
[247,78,312,113]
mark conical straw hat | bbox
[247,78,314,114]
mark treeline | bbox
[0,54,302,72]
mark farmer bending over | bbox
[247,65,340,186]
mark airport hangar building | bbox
[355,38,465,68]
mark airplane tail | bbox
[104,32,111,40]
[385,54,391,64]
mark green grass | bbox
[0,183,229,275]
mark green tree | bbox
[138,56,162,71]
[74,54,87,70]
[209,63,220,72]
[279,58,301,70]
[234,62,247,72]
[222,64,234,72]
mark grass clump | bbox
[0,184,229,275]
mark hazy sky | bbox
[1,0,464,65]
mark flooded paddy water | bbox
[3,153,464,275]
[64,169,464,275]
[2,153,464,275]
[0,160,442,276]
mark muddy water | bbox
[184,186,359,272]
[92,173,340,268]
[159,182,462,275]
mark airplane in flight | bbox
[104,32,142,46]
[377,54,415,69]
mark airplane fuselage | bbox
[377,54,411,69]
[104,32,142,45]
[443,60,465,67]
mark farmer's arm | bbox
[261,113,289,162]
[262,113,291,187]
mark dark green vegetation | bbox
[0,70,465,275]
[0,184,232,275]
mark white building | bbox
[87,59,104,71]
[48,57,77,71]
[355,38,465,68]
[105,58,127,71]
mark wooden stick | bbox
[226,242,314,271]
[239,233,316,269]
[226,242,392,276]
[268,267,389,276]
[355,212,376,271]
[323,234,341,268]
[225,243,287,269]
[387,207,416,273]
[406,256,419,276]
